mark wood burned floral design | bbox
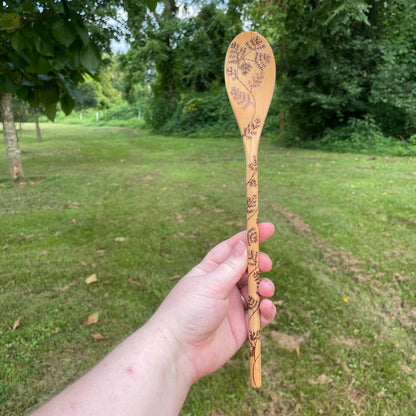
[230,87,252,110]
[248,155,257,172]
[246,194,257,219]
[247,249,260,285]
[247,155,258,187]
[247,227,258,245]
[249,329,262,357]
[242,118,262,141]
[247,247,258,267]
[248,291,260,319]
[225,35,272,140]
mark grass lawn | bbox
[1,123,416,415]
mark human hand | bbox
[150,222,276,384]
[31,223,276,416]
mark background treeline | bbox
[10,0,416,154]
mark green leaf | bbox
[35,36,54,57]
[25,89,39,108]
[26,55,53,74]
[74,23,89,46]
[68,46,81,69]
[53,51,68,71]
[0,74,16,93]
[38,56,52,74]
[39,84,59,105]
[11,32,25,53]
[145,0,159,12]
[68,12,90,47]
[44,102,57,121]
[16,85,30,101]
[52,19,75,47]
[60,93,75,115]
[0,13,21,32]
[80,43,100,72]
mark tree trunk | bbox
[0,92,25,181]
[280,111,285,132]
[34,110,42,142]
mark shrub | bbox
[283,115,416,156]
[100,103,142,122]
[158,89,238,138]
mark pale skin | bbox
[32,222,276,416]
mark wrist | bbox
[130,316,194,412]
[144,312,197,386]
[32,318,194,416]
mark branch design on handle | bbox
[225,31,275,388]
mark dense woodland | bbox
[2,1,416,179]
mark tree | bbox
[0,0,122,180]
[122,0,243,133]
[122,0,182,128]
[0,91,24,179]
[369,0,416,139]
[251,0,416,141]
[270,0,378,138]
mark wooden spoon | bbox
[224,31,275,388]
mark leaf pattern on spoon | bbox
[225,35,272,138]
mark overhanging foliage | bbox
[0,0,122,120]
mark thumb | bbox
[207,240,247,294]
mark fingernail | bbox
[232,240,246,257]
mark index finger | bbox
[195,222,275,274]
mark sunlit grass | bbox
[1,124,415,415]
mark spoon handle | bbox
[245,151,261,388]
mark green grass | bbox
[1,124,416,415]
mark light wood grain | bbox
[224,31,275,388]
